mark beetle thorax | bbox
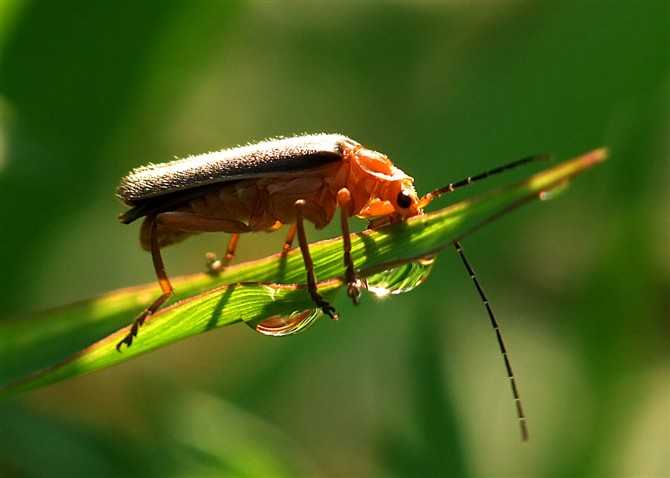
[340,143,421,221]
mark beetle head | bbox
[359,178,422,224]
[345,143,422,223]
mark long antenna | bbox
[454,240,529,441]
[419,154,550,207]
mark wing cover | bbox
[117,134,351,205]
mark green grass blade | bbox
[0,149,607,397]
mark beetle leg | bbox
[294,199,338,320]
[117,215,174,351]
[223,234,240,268]
[118,212,253,350]
[281,224,297,257]
[157,211,251,233]
[337,188,360,305]
[207,233,240,274]
[158,211,250,273]
[150,211,249,274]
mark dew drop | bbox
[364,256,435,297]
[251,309,323,337]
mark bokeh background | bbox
[1,2,667,477]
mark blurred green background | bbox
[1,2,667,477]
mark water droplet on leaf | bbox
[251,309,323,337]
[364,256,435,297]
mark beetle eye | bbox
[396,190,412,209]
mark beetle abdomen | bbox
[139,162,345,250]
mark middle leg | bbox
[337,188,360,304]
[294,199,338,320]
[207,233,240,274]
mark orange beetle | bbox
[117,133,540,349]
[117,134,427,348]
[118,133,541,440]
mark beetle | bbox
[117,133,540,439]
[117,134,417,345]
[117,133,541,347]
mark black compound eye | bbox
[397,190,412,209]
